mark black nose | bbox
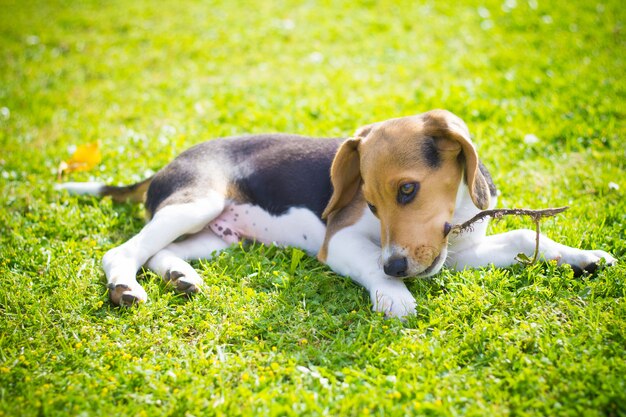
[384,257,408,277]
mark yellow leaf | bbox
[58,142,102,176]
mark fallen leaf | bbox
[58,142,101,178]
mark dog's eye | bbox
[367,202,377,215]
[397,182,419,205]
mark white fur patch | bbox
[54,182,104,196]
[209,204,326,255]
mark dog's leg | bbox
[325,229,416,318]
[146,228,230,294]
[447,229,616,275]
[103,194,225,306]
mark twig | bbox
[530,219,541,264]
[450,206,569,265]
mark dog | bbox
[57,110,616,318]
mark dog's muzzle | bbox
[383,252,445,278]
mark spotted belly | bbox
[207,204,326,255]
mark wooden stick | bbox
[449,206,569,265]
[450,207,569,235]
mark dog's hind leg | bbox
[145,228,230,294]
[103,192,225,306]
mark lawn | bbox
[1,0,625,416]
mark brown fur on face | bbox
[321,110,491,276]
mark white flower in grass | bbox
[608,182,619,191]
[25,35,40,45]
[281,19,295,31]
[308,52,324,64]
[477,7,490,18]
[523,134,540,145]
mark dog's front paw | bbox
[560,249,617,277]
[370,285,417,319]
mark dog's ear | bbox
[322,137,362,220]
[423,110,491,210]
[352,122,378,139]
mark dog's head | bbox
[322,109,491,278]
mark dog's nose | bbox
[384,256,408,277]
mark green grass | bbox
[1,0,625,415]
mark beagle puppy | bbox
[58,110,616,318]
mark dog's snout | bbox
[384,256,408,277]
[443,222,452,237]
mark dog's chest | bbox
[207,204,326,255]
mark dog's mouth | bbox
[415,253,445,278]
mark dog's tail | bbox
[55,176,153,203]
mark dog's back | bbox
[146,134,344,218]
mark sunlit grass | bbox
[1,0,624,416]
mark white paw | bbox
[558,248,617,276]
[107,282,148,307]
[370,285,417,319]
[102,248,147,306]
[164,267,203,294]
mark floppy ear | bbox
[424,110,491,210]
[322,137,362,220]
